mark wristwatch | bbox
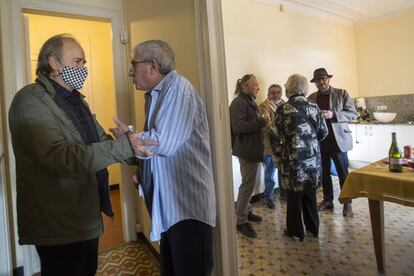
[125,125,135,135]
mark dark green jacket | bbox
[230,92,266,162]
[8,75,134,245]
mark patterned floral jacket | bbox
[270,95,328,192]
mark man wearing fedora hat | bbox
[308,68,357,218]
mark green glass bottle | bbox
[389,132,403,172]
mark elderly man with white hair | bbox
[270,74,328,242]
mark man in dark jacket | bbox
[230,74,269,238]
[308,68,357,218]
[8,34,155,275]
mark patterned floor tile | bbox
[237,177,414,275]
[97,241,160,276]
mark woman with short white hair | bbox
[271,74,328,241]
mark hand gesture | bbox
[109,116,129,138]
[262,113,271,123]
[321,110,334,119]
[132,172,140,189]
[129,132,159,157]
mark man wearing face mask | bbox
[308,68,357,218]
[8,34,156,275]
[259,84,285,209]
[230,74,270,239]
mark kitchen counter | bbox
[348,123,414,169]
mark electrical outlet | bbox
[377,105,387,111]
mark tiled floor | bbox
[97,241,160,276]
[97,179,414,275]
[237,177,414,275]
[95,189,161,275]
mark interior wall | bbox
[355,9,414,97]
[221,0,359,103]
[125,0,200,249]
[221,0,360,223]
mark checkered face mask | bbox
[60,65,88,90]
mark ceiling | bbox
[259,0,414,25]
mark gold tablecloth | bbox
[339,162,414,207]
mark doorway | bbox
[23,12,124,252]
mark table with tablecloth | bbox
[339,162,414,271]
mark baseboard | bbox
[137,233,160,261]
[13,266,24,276]
[109,183,119,190]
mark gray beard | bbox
[319,86,330,94]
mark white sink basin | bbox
[373,112,397,123]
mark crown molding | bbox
[256,0,414,26]
[257,0,354,26]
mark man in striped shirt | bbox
[112,40,216,276]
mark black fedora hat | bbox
[310,68,333,82]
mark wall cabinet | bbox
[348,124,414,168]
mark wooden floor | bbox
[99,188,124,252]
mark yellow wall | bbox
[25,13,121,185]
[125,0,200,249]
[355,10,414,97]
[222,0,359,103]
[127,0,200,139]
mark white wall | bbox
[355,9,414,97]
[221,0,359,103]
[222,0,360,207]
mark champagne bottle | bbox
[389,132,403,172]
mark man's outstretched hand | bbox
[110,116,158,157]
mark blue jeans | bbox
[263,154,276,199]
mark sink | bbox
[373,112,397,123]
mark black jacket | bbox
[230,92,266,162]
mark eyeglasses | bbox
[316,76,330,83]
[130,60,150,70]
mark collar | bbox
[49,78,82,100]
[36,75,85,99]
[265,99,276,107]
[150,70,177,93]
[240,91,255,101]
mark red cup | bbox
[404,145,413,159]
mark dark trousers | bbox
[286,189,319,240]
[35,237,99,276]
[160,219,213,276]
[321,149,350,203]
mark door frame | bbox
[194,1,238,275]
[0,90,13,276]
[0,0,237,275]
[0,0,134,274]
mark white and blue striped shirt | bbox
[139,70,216,241]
